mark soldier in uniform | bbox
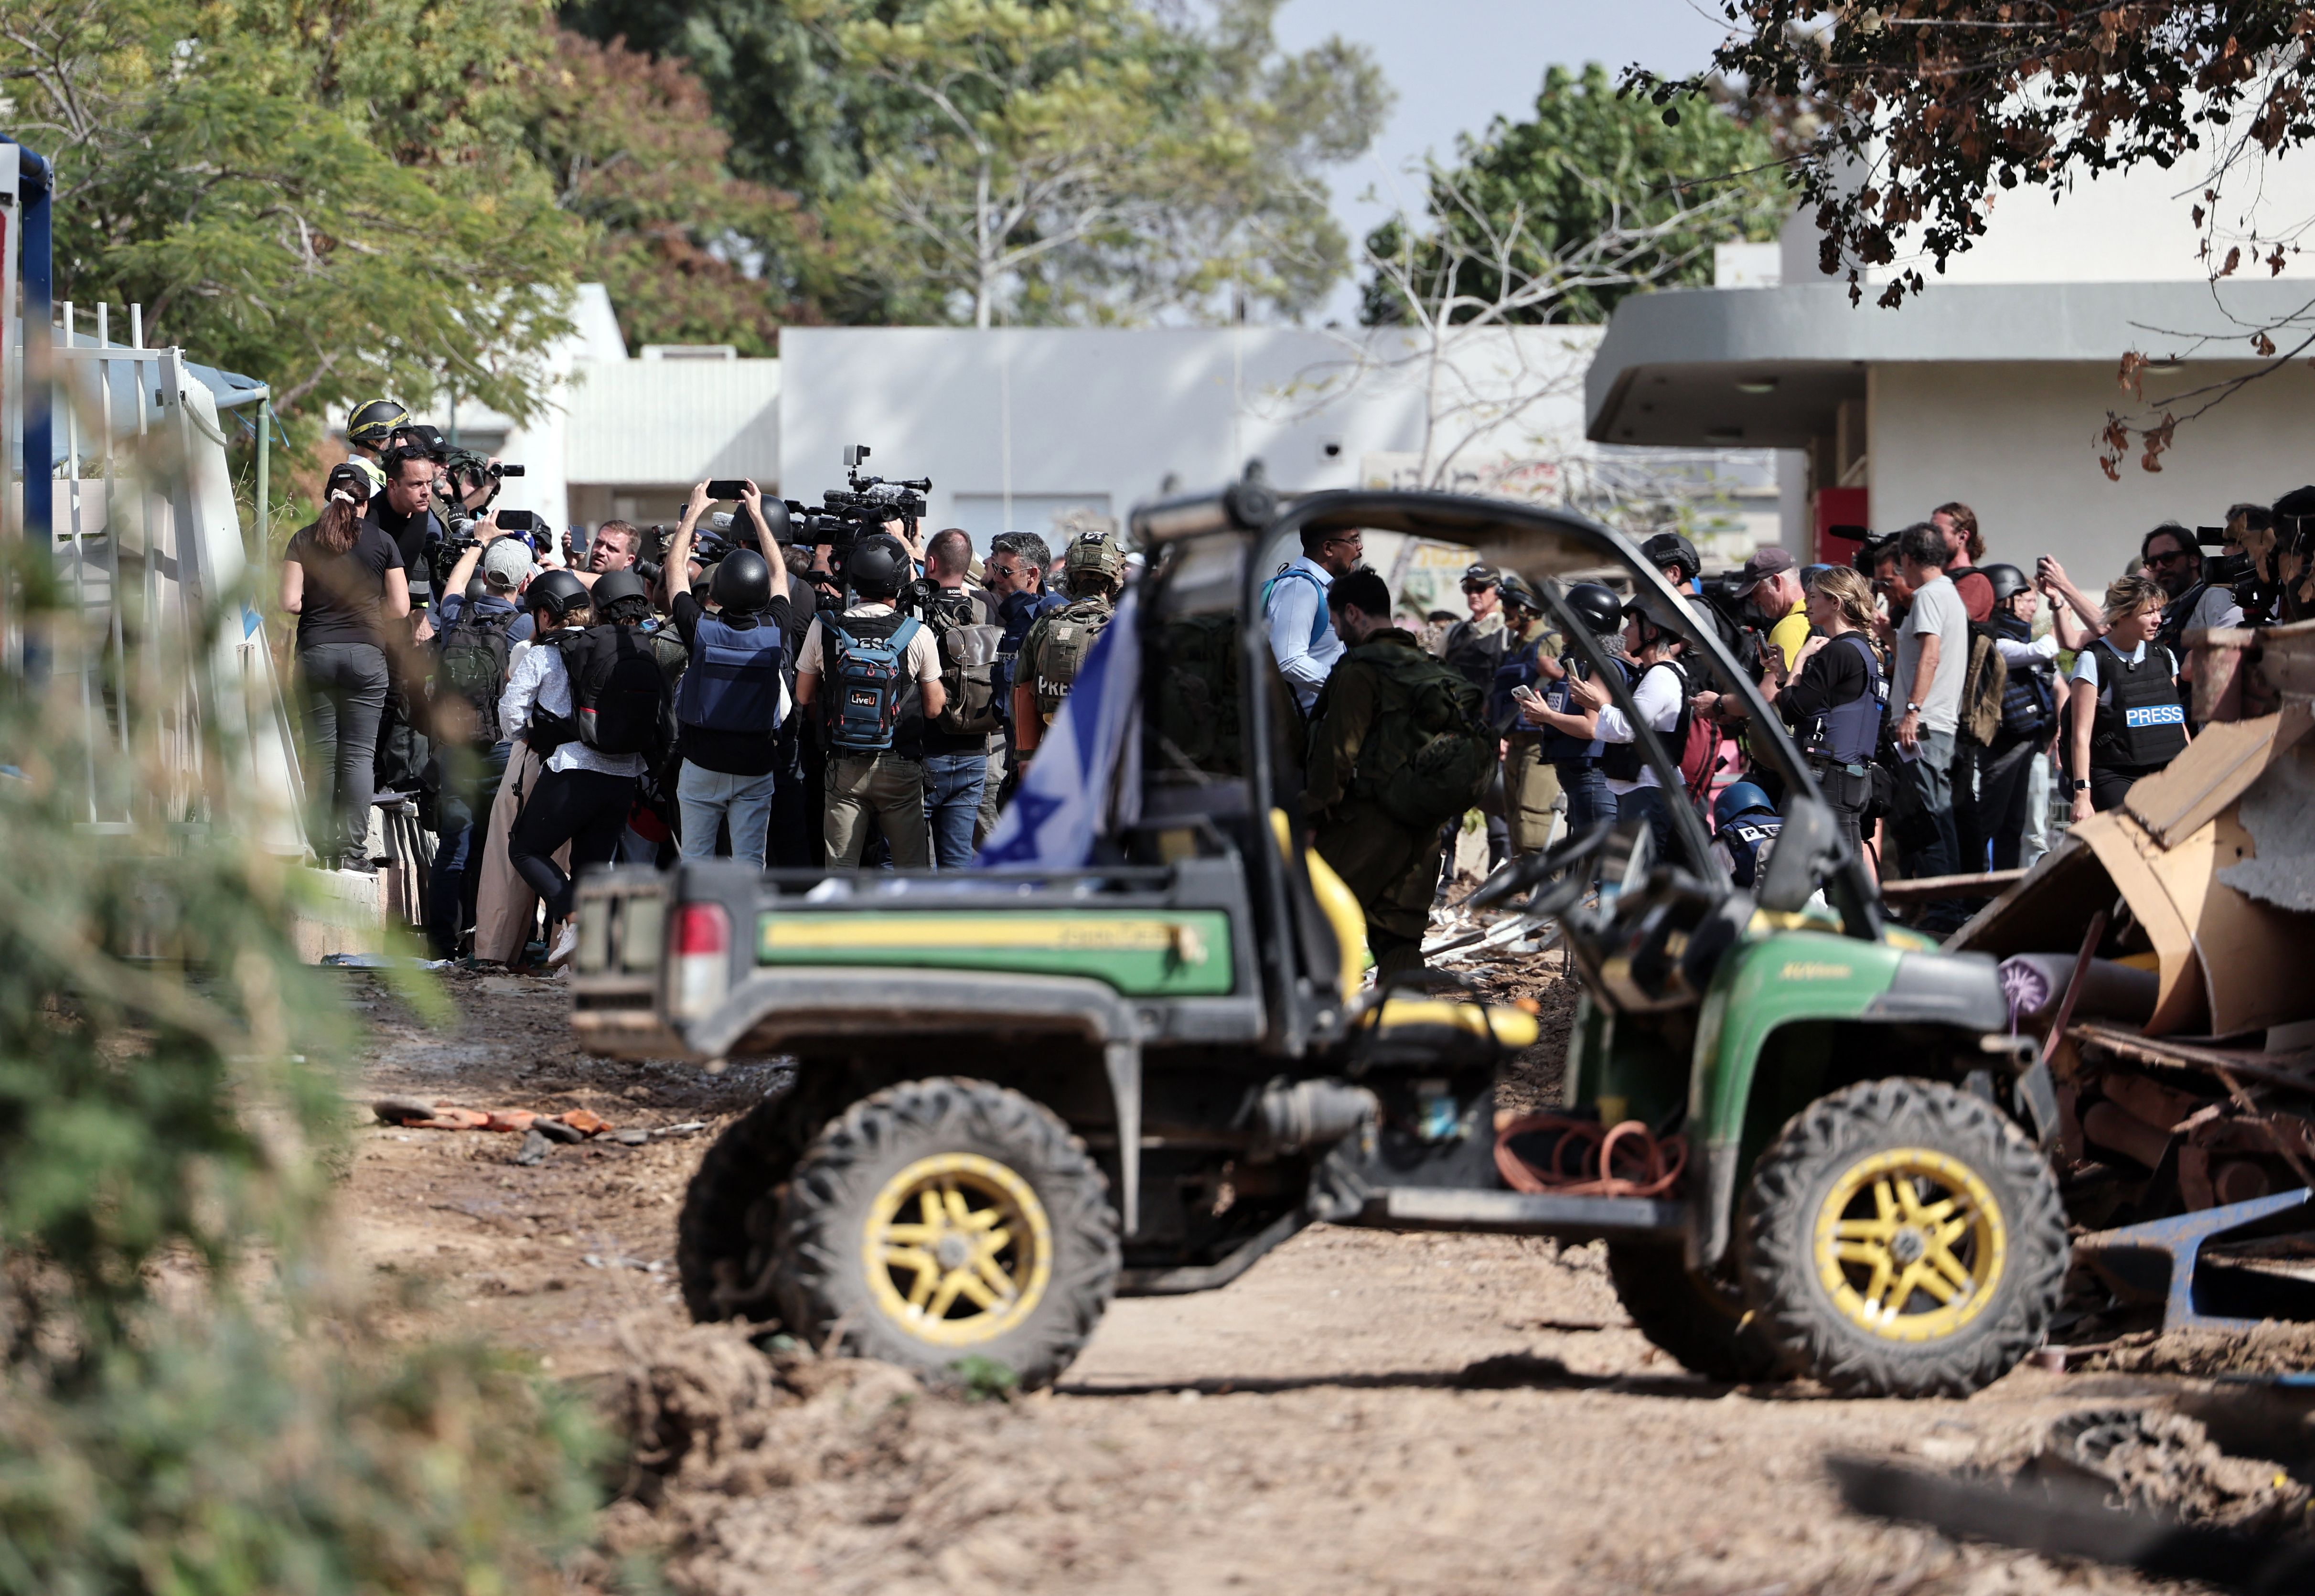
[1011,528,1125,773]
[1306,569,1451,985]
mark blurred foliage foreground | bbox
[0,556,605,1592]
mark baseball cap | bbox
[1730,545,1797,596]
[1460,562,1500,589]
[481,537,535,590]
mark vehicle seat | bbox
[1268,808,1367,1000]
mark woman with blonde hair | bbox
[1766,563,1886,857]
[2067,571,2189,821]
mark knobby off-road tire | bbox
[1743,1078,2067,1399]
[773,1077,1120,1390]
[1606,1243,1782,1383]
[677,1085,814,1324]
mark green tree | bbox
[559,0,1389,326]
[525,27,834,354]
[4,0,589,430]
[1361,62,1788,327]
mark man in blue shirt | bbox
[1265,524,1363,713]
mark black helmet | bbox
[591,568,652,618]
[708,548,772,613]
[846,533,909,596]
[1623,589,1688,644]
[1640,532,1701,583]
[525,568,589,622]
[346,398,409,450]
[1497,573,1541,614]
[1564,581,1624,634]
[1983,562,2030,603]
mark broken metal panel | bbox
[2217,741,2315,914]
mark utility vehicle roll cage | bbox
[1134,488,1886,1047]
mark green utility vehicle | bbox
[571,488,2067,1397]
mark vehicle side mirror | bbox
[1757,797,1840,912]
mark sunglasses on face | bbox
[1463,583,1494,595]
[2145,548,2194,567]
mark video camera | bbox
[781,444,932,593]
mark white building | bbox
[1586,148,2315,582]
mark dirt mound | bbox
[2076,1321,2315,1378]
[1963,1406,2310,1532]
[599,1330,1125,1595]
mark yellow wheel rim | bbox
[1812,1147,2006,1344]
[862,1153,1052,1348]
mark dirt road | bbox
[344,970,2236,1595]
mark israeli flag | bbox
[975,589,1142,868]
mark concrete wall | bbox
[1779,139,2315,291]
[1867,359,2315,585]
[778,325,1602,557]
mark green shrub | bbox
[0,536,605,1590]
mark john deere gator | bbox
[570,485,2066,1397]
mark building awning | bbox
[1586,278,2315,448]
[563,357,780,488]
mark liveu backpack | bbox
[825,614,922,753]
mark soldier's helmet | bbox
[1064,527,1126,589]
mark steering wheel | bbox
[1468,820,1615,915]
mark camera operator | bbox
[795,532,946,868]
[664,481,791,869]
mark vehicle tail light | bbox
[671,901,730,1017]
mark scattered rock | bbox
[514,1128,552,1167]
[532,1117,586,1144]
[615,1128,649,1146]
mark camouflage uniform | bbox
[1017,529,1125,728]
[1304,626,1446,984]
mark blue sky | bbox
[1271,0,1740,322]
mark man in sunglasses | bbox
[1263,525,1362,714]
[2141,521,2243,655]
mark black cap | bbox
[1460,562,1500,589]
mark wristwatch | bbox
[1904,702,1923,715]
[2072,779,2090,792]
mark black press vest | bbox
[2089,639,2187,770]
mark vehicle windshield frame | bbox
[1245,491,1877,934]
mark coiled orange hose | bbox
[1494,1114,1688,1198]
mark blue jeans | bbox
[922,749,989,869]
[678,762,778,870]
[1556,760,1613,836]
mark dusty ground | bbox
[339,965,2295,1595]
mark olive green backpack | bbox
[1345,643,1496,828]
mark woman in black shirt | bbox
[1767,565,1885,858]
[281,463,410,868]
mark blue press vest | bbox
[675,614,783,735]
[1804,631,1885,767]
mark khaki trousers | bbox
[1503,737,1563,856]
[474,740,571,964]
[825,751,931,868]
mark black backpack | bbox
[549,624,669,758]
[432,607,512,747]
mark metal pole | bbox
[19,146,53,685]
[254,395,269,561]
